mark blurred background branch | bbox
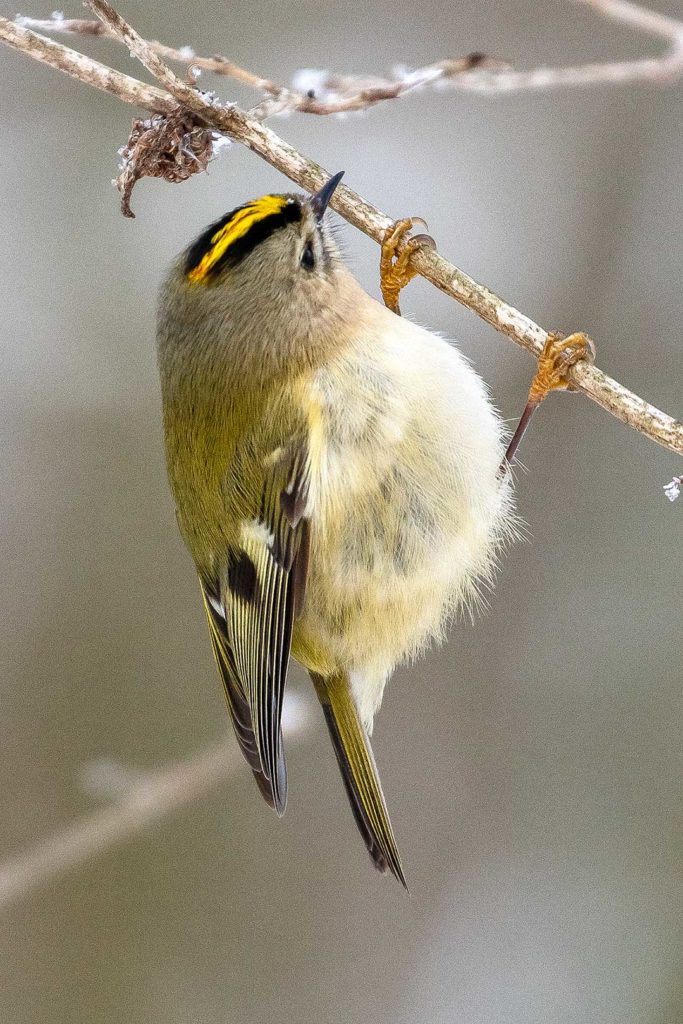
[0,696,313,911]
[15,0,683,108]
[0,1,681,462]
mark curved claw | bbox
[409,233,437,251]
[380,217,436,315]
[408,216,429,233]
[500,331,596,475]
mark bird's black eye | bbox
[301,242,315,270]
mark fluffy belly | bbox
[291,320,514,724]
[293,463,501,679]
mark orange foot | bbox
[528,332,596,402]
[380,217,435,315]
[501,331,596,474]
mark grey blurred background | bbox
[1,1,682,1022]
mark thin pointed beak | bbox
[309,171,344,222]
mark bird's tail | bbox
[310,671,407,889]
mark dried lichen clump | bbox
[115,107,216,217]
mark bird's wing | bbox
[200,440,311,815]
[200,583,276,806]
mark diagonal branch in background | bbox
[0,7,681,460]
[16,0,683,114]
[0,697,313,911]
[0,740,237,910]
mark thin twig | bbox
[0,697,313,911]
[0,10,681,458]
[17,0,683,113]
[15,13,502,112]
[0,16,175,111]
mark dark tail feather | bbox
[310,672,407,890]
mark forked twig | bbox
[17,0,683,111]
[0,3,680,462]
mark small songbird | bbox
[156,173,514,886]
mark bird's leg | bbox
[500,331,596,475]
[380,218,436,315]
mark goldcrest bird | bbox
[156,172,514,887]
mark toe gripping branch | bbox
[500,332,596,475]
[380,217,436,316]
[378,220,595,475]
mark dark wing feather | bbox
[311,671,407,889]
[201,441,311,815]
[201,581,276,805]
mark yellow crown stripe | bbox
[187,195,289,284]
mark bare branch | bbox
[0,697,313,910]
[0,10,681,459]
[14,13,507,111]
[17,0,683,116]
[1,16,174,111]
[0,741,235,909]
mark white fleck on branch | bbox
[663,476,681,502]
